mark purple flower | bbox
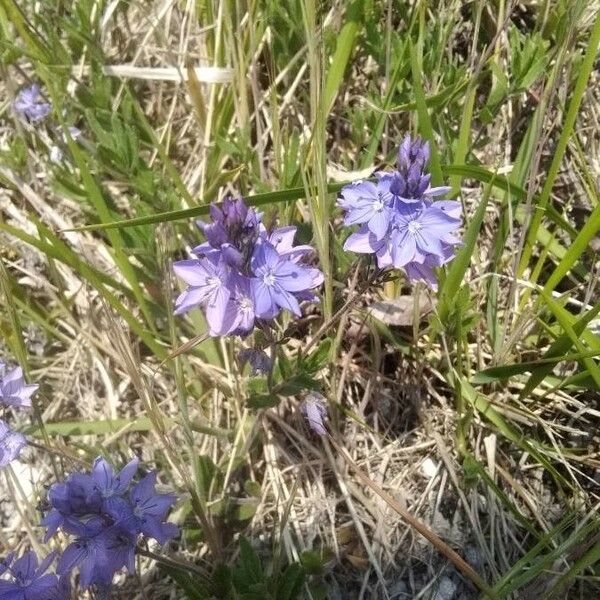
[0,551,69,600]
[174,197,323,337]
[338,179,394,240]
[197,197,262,264]
[0,420,26,468]
[389,134,450,201]
[238,348,272,375]
[250,241,324,318]
[43,456,178,592]
[57,518,135,589]
[388,203,460,267]
[41,474,102,540]
[339,135,462,288]
[302,393,328,436]
[0,363,38,409]
[106,472,178,545]
[90,456,139,499]
[13,84,51,123]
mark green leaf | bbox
[160,565,210,599]
[196,455,219,499]
[459,377,563,483]
[438,180,491,325]
[471,348,600,385]
[247,394,280,409]
[518,11,600,274]
[24,416,163,437]
[238,537,263,586]
[324,0,364,113]
[69,182,347,232]
[538,291,600,389]
[302,338,331,373]
[247,377,269,398]
[275,563,306,600]
[273,372,320,396]
[244,480,262,498]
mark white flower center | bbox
[263,271,276,286]
[206,275,220,287]
[407,220,422,234]
[239,297,253,311]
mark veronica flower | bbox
[90,456,139,500]
[301,393,328,436]
[174,197,323,337]
[338,179,395,240]
[238,348,272,376]
[106,472,178,546]
[250,241,323,318]
[339,135,462,288]
[57,518,135,589]
[41,472,102,540]
[212,275,256,336]
[0,420,26,468]
[173,255,231,329]
[43,456,178,592]
[13,84,51,123]
[0,363,38,409]
[0,551,70,600]
[389,134,451,201]
[388,203,461,267]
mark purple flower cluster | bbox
[13,84,51,122]
[0,361,38,467]
[0,550,69,600]
[173,197,324,336]
[42,456,178,590]
[339,135,462,289]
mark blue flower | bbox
[0,420,26,468]
[339,135,462,287]
[43,456,178,592]
[250,241,323,318]
[173,255,232,333]
[0,551,69,600]
[389,134,451,201]
[90,456,139,499]
[338,179,395,240]
[106,472,178,546]
[57,518,135,589]
[41,473,102,540]
[301,393,328,436]
[0,363,38,409]
[173,197,323,336]
[238,348,272,376]
[13,84,51,123]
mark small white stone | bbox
[433,576,458,600]
[421,458,438,478]
[49,146,63,163]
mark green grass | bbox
[1,0,600,598]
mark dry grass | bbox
[1,1,600,599]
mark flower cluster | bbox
[173,197,324,336]
[13,84,51,122]
[339,135,462,289]
[0,361,38,467]
[0,550,70,600]
[42,456,178,590]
